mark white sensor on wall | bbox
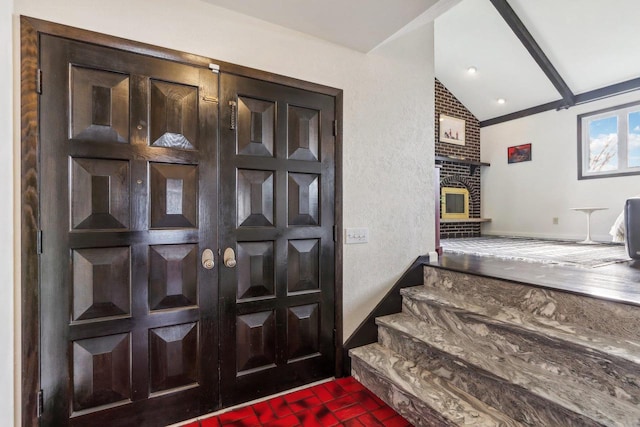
[345,228,369,244]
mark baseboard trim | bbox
[341,255,429,374]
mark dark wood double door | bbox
[38,35,336,426]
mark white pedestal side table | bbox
[570,207,608,244]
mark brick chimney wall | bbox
[435,79,483,238]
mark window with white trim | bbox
[578,101,640,179]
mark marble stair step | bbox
[376,313,640,427]
[376,323,601,427]
[401,285,640,366]
[401,286,640,406]
[422,267,640,351]
[349,343,524,427]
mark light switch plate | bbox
[345,227,369,244]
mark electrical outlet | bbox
[345,228,369,244]
[553,217,559,225]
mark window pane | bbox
[588,116,618,172]
[629,111,640,168]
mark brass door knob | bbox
[201,249,215,269]
[223,248,237,268]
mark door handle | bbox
[223,248,237,268]
[201,249,215,269]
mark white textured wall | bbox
[9,1,436,416]
[482,91,640,242]
[341,27,434,339]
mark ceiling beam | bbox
[574,77,640,105]
[480,76,640,127]
[479,100,565,128]
[489,0,575,107]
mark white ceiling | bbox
[200,0,442,52]
[435,0,640,121]
[435,0,560,121]
[200,0,640,123]
[509,0,640,94]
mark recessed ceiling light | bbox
[497,98,506,104]
[467,66,477,75]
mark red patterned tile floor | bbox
[179,377,413,427]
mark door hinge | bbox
[36,230,43,254]
[333,328,337,346]
[333,226,337,242]
[36,69,42,94]
[37,389,44,418]
[333,120,338,137]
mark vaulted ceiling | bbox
[436,0,640,124]
[201,0,640,125]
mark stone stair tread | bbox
[376,324,602,427]
[376,312,640,426]
[401,285,640,407]
[349,343,524,427]
[400,285,640,365]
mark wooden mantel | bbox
[441,218,492,223]
[435,155,490,175]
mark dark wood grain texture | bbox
[20,15,40,427]
[21,15,344,425]
[333,92,344,377]
[37,34,219,426]
[218,74,336,406]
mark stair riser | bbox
[350,356,455,427]
[350,344,524,426]
[378,325,602,427]
[423,267,640,344]
[401,296,640,407]
[376,313,640,426]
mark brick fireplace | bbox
[435,79,486,238]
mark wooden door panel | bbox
[72,247,131,321]
[38,29,337,425]
[219,73,335,405]
[287,105,320,161]
[72,333,131,412]
[237,96,275,157]
[237,169,274,227]
[70,66,130,144]
[287,239,320,293]
[149,163,198,229]
[288,172,320,226]
[236,310,277,373]
[70,158,130,230]
[149,79,198,150]
[286,303,320,361]
[40,34,218,426]
[236,241,276,300]
[148,322,199,393]
[148,244,198,310]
